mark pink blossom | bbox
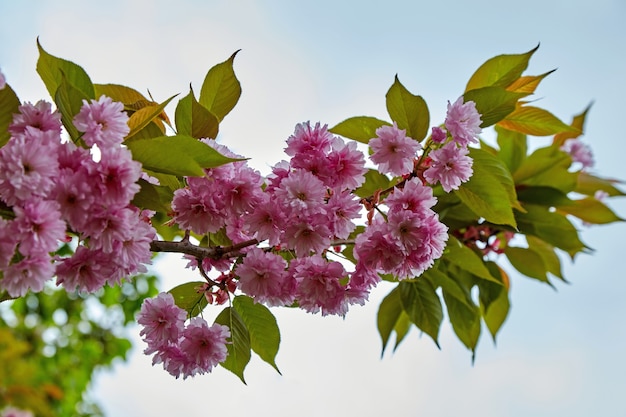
[1,406,34,417]
[326,190,361,239]
[274,169,327,215]
[137,292,187,351]
[385,177,437,214]
[349,263,381,291]
[292,255,349,316]
[423,142,473,192]
[235,248,295,306]
[431,126,447,143]
[53,169,95,231]
[219,165,264,214]
[561,138,594,170]
[82,206,133,253]
[445,97,482,146]
[0,134,59,205]
[387,210,425,252]
[93,147,142,208]
[111,214,155,280]
[0,219,17,269]
[179,318,230,377]
[354,221,405,273]
[245,195,286,246]
[324,137,367,190]
[284,122,333,160]
[171,181,226,235]
[55,245,116,292]
[1,253,54,297]
[13,199,65,255]
[73,95,130,148]
[151,344,188,379]
[284,218,331,257]
[9,101,62,138]
[370,122,421,176]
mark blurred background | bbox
[1,1,625,416]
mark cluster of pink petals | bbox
[369,122,421,176]
[354,178,448,280]
[1,406,34,417]
[138,292,230,379]
[561,138,594,170]
[73,96,130,148]
[424,142,473,192]
[0,97,154,297]
[444,97,482,146]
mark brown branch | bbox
[150,238,259,260]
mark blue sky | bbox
[1,1,626,416]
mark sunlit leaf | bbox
[464,86,527,127]
[126,94,177,140]
[553,103,592,146]
[386,76,430,141]
[36,39,94,100]
[199,50,242,121]
[233,295,281,373]
[398,279,443,347]
[175,88,219,139]
[465,45,539,91]
[498,106,580,136]
[505,69,555,94]
[329,116,390,144]
[575,172,625,197]
[94,83,148,105]
[556,196,624,224]
[168,281,208,318]
[495,125,527,174]
[215,306,251,384]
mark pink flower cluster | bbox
[0,97,154,297]
[561,138,594,170]
[137,292,230,379]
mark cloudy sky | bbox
[1,1,626,416]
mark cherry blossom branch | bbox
[149,238,260,260]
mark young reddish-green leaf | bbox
[126,94,177,140]
[36,39,94,100]
[495,125,527,173]
[329,116,390,144]
[465,45,539,91]
[505,69,555,95]
[575,172,625,197]
[554,103,592,146]
[232,295,281,373]
[398,279,443,347]
[464,86,527,128]
[556,196,624,224]
[478,262,510,341]
[175,88,219,139]
[167,281,209,318]
[215,306,251,384]
[94,83,148,106]
[516,204,588,258]
[385,76,430,141]
[55,74,89,142]
[443,236,502,284]
[0,84,21,147]
[498,106,580,136]
[126,134,242,177]
[199,50,241,121]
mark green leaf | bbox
[498,106,580,136]
[131,178,173,212]
[329,116,390,144]
[515,204,588,258]
[425,267,473,309]
[505,246,551,284]
[199,50,242,121]
[167,281,208,318]
[125,135,242,177]
[232,295,281,373]
[0,84,21,147]
[465,45,539,91]
[454,149,519,227]
[514,145,577,193]
[385,76,430,141]
[516,186,573,207]
[554,103,591,146]
[575,172,625,197]
[175,88,219,139]
[377,287,404,355]
[442,236,502,284]
[495,125,527,174]
[505,69,555,95]
[526,236,564,280]
[354,169,393,199]
[556,196,624,224]
[443,288,481,354]
[215,306,251,384]
[36,39,94,100]
[398,279,443,347]
[54,73,89,142]
[478,262,510,341]
[463,86,526,128]
[126,95,177,140]
[94,83,149,106]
